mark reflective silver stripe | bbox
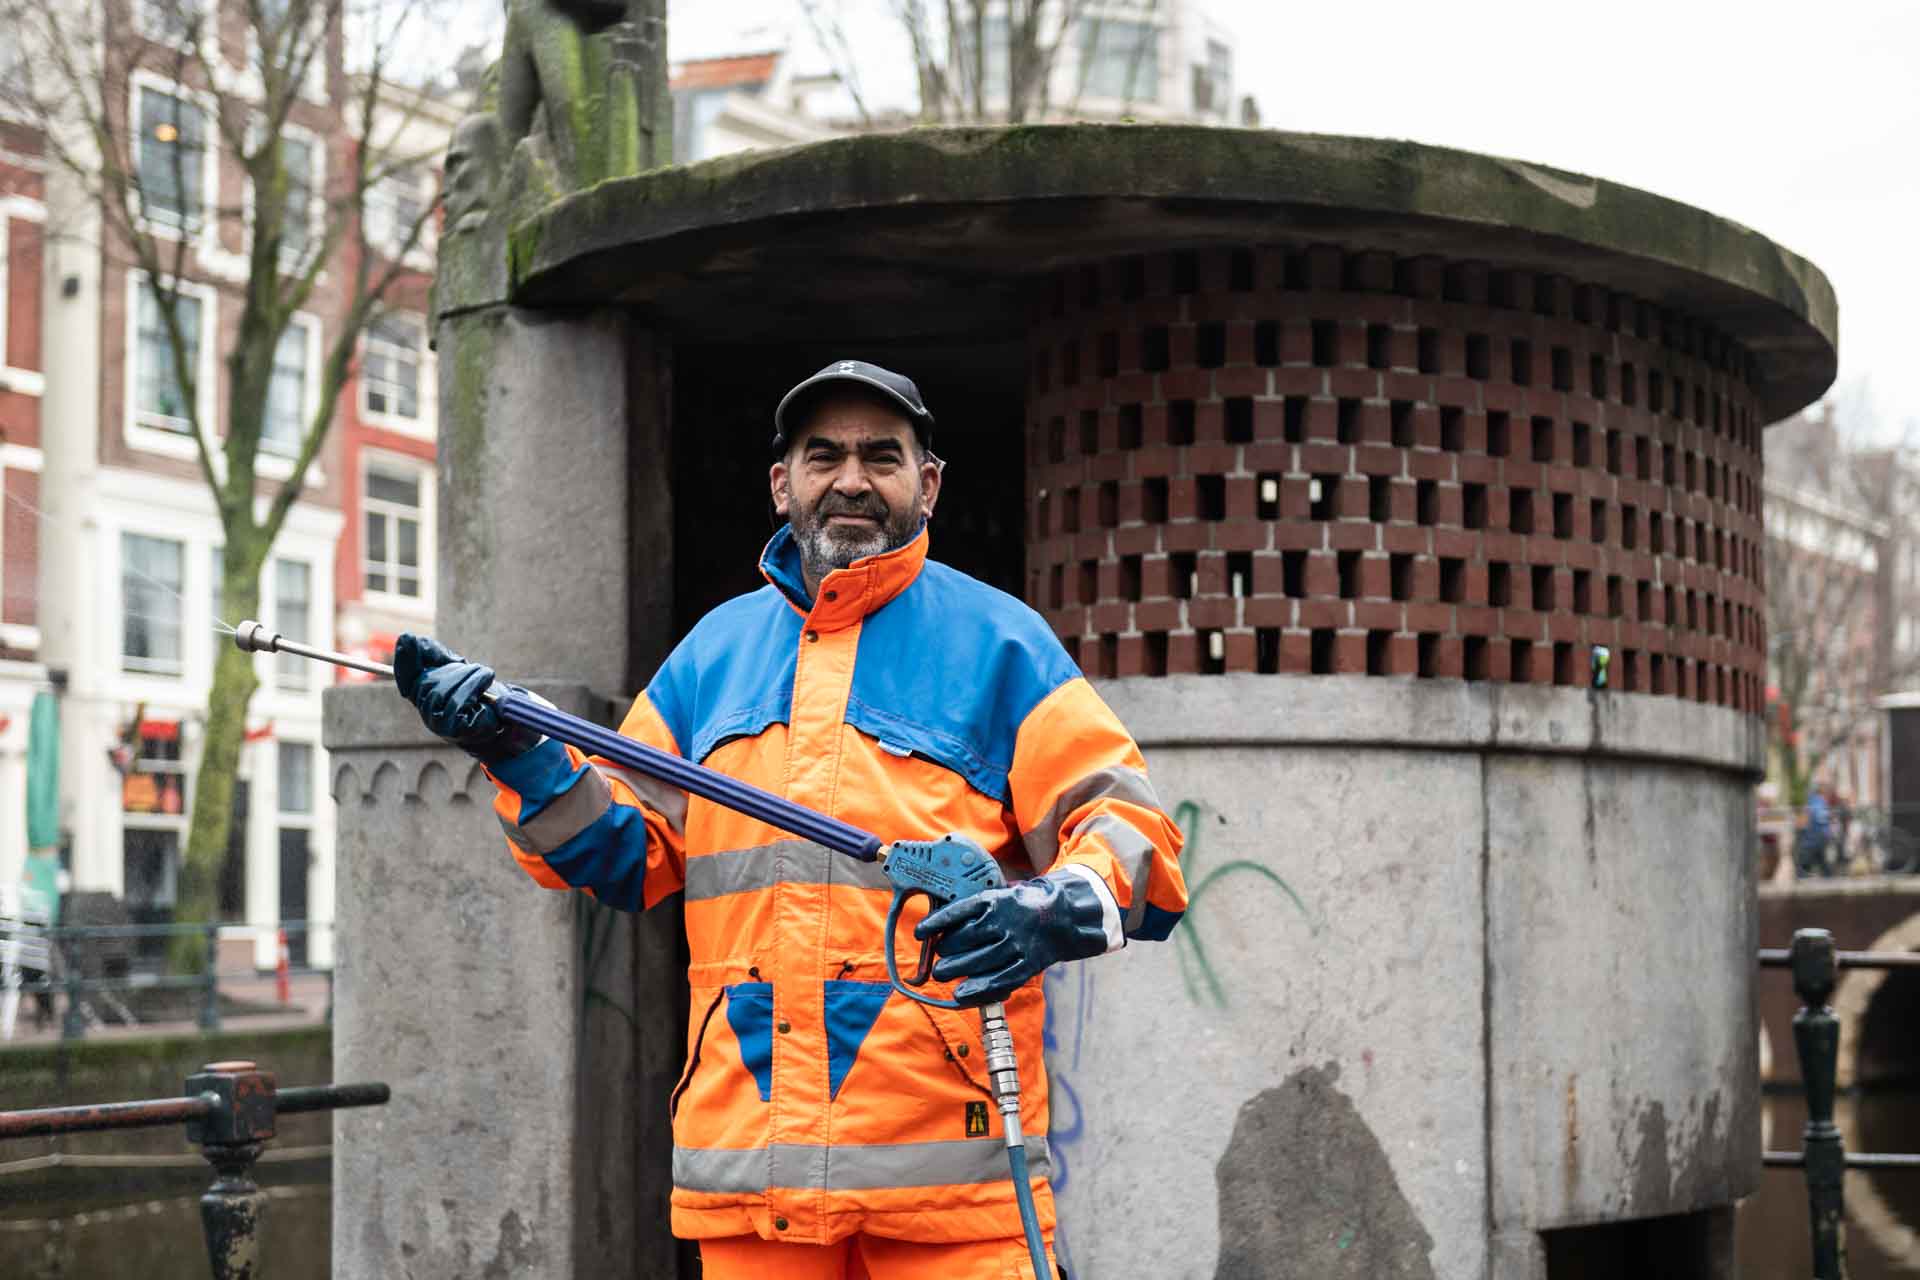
[594,762,688,835]
[1082,814,1157,933]
[500,768,613,856]
[673,1137,1052,1194]
[683,839,892,902]
[1021,765,1163,872]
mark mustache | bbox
[814,494,890,521]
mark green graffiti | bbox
[1171,799,1314,1008]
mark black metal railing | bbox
[1759,928,1920,1279]
[0,1060,388,1279]
[0,919,334,1041]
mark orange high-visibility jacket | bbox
[485,525,1187,1245]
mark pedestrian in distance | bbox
[396,360,1189,1279]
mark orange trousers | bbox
[699,1232,1057,1279]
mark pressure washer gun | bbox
[231,623,1052,1279]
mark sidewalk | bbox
[1,972,331,1047]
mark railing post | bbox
[199,924,222,1032]
[185,1060,277,1280]
[60,933,85,1041]
[1790,928,1848,1280]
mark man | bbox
[397,360,1187,1279]
[1798,784,1832,878]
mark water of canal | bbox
[1739,1090,1920,1277]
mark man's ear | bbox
[769,459,791,517]
[918,453,943,520]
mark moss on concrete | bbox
[502,124,1837,418]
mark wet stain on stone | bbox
[1214,1062,1436,1279]
[482,1208,539,1278]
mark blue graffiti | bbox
[1044,960,1092,1275]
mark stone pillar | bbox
[326,296,683,1277]
[1025,247,1764,1278]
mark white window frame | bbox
[0,196,48,397]
[120,530,189,676]
[258,311,322,472]
[243,119,326,277]
[360,449,435,617]
[1073,11,1164,106]
[136,0,211,50]
[272,555,314,691]
[362,164,437,270]
[124,271,219,461]
[0,441,42,654]
[358,311,434,438]
[127,71,220,250]
[243,2,332,106]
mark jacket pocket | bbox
[723,981,775,1102]
[823,980,893,1100]
[669,986,727,1121]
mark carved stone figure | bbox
[443,112,506,235]
[497,0,668,198]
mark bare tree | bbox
[1765,402,1920,807]
[798,0,1156,125]
[0,0,455,949]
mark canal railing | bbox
[0,1060,387,1279]
[0,918,334,1041]
[1760,927,1920,1280]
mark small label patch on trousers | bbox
[965,1101,990,1137]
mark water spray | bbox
[231,622,1052,1276]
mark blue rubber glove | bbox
[393,633,543,764]
[914,871,1110,1003]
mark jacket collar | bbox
[760,522,929,629]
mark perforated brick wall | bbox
[1023,246,1767,713]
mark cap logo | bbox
[837,362,857,372]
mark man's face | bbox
[770,391,942,589]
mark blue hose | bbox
[1006,1141,1050,1278]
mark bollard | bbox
[185,1060,278,1280]
[199,924,223,1032]
[1790,928,1847,1280]
[60,934,85,1041]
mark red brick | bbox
[1298,599,1348,630]
[1190,597,1237,630]
[1404,602,1453,633]
[1245,597,1293,628]
[1331,632,1370,674]
[1328,522,1379,552]
[1358,555,1393,599]
[1355,600,1403,631]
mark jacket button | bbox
[774,1217,789,1231]
[777,1020,792,1033]
[825,590,837,601]
[805,630,819,642]
[956,1043,969,1057]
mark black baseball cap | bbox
[772,360,936,455]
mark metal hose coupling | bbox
[979,1001,1022,1123]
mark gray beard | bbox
[789,497,921,593]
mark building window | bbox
[279,134,317,266]
[134,280,202,430]
[956,17,1011,104]
[121,722,187,815]
[278,741,313,815]
[139,0,205,44]
[364,464,423,598]
[274,558,311,689]
[1192,38,1231,116]
[365,167,427,260]
[124,827,181,920]
[362,315,422,421]
[122,532,185,674]
[263,321,310,456]
[136,85,208,229]
[1080,18,1158,102]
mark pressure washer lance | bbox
[231,622,1052,1278]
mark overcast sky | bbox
[662,0,1916,436]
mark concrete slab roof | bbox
[507,124,1837,422]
